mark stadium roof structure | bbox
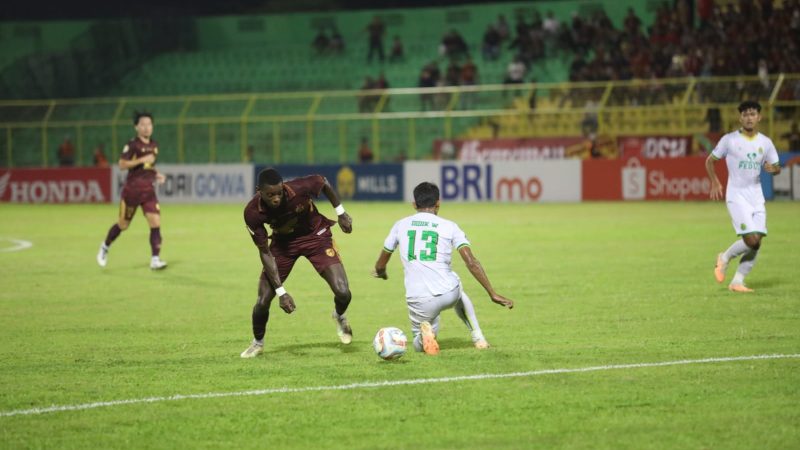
[1,0,534,20]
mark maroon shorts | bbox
[261,232,342,282]
[119,185,159,221]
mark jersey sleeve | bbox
[296,175,326,197]
[382,222,400,253]
[244,208,269,251]
[710,134,728,160]
[120,142,135,161]
[452,222,470,250]
[765,139,780,166]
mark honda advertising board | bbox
[582,157,728,201]
[433,138,585,161]
[403,161,581,202]
[113,164,254,203]
[253,164,403,201]
[0,168,111,203]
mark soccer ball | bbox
[373,327,407,360]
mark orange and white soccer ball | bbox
[373,327,407,360]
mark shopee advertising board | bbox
[0,168,111,203]
[403,160,581,202]
[112,164,254,203]
[582,157,728,201]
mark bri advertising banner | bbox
[403,160,581,202]
[112,164,254,203]
[254,164,404,201]
[0,167,111,203]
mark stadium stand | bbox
[1,0,799,166]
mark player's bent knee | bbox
[744,235,762,250]
[334,289,351,304]
[330,278,351,301]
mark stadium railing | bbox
[1,74,799,167]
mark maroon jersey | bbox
[244,175,336,249]
[121,137,159,190]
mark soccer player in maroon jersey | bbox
[96,111,167,270]
[240,168,354,358]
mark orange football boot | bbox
[728,284,754,293]
[714,253,728,284]
[420,321,439,355]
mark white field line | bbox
[0,238,32,253]
[2,353,798,418]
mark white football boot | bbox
[333,311,353,344]
[240,340,264,358]
[96,243,109,267]
[150,256,168,270]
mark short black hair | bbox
[258,168,283,187]
[413,182,439,208]
[133,110,154,125]
[738,101,761,113]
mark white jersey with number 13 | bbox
[383,212,471,300]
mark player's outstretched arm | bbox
[321,179,352,233]
[259,248,295,314]
[372,249,392,280]
[705,154,724,201]
[458,246,514,309]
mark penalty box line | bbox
[2,353,798,418]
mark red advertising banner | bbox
[618,135,693,160]
[582,157,728,201]
[433,138,585,161]
[0,168,111,203]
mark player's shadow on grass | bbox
[436,338,480,350]
[752,277,780,289]
[274,341,363,355]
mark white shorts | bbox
[406,285,462,339]
[726,200,767,235]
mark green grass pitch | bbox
[0,201,798,449]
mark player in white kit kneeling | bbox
[705,100,781,293]
[373,182,514,355]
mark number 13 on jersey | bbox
[407,230,439,261]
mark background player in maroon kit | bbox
[240,168,354,358]
[96,111,167,270]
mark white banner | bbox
[403,161,581,203]
[112,164,254,204]
[793,165,800,201]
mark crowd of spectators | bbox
[428,2,799,93]
[416,58,480,110]
[335,1,800,115]
[558,0,800,107]
[358,73,390,112]
[311,28,345,56]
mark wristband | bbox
[275,286,287,297]
[334,204,346,216]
